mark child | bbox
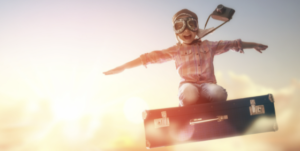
[103,9,268,106]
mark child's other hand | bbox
[103,66,125,75]
[254,43,268,53]
[241,41,268,53]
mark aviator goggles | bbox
[173,14,198,34]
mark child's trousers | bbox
[178,83,227,106]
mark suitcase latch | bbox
[154,111,170,128]
[249,99,265,115]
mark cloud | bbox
[0,71,299,151]
[215,71,276,99]
[215,71,300,151]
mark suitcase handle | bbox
[190,115,228,125]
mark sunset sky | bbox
[0,0,300,151]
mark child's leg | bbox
[200,83,228,102]
[178,83,200,106]
[178,83,227,106]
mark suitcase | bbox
[142,94,278,149]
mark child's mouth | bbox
[183,35,192,39]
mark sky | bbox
[0,0,300,151]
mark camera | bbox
[211,4,235,21]
[201,4,235,38]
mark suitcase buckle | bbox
[154,111,170,128]
[249,99,265,115]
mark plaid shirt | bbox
[140,39,243,85]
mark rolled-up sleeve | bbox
[140,46,176,68]
[210,39,244,55]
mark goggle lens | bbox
[174,22,184,30]
[188,20,197,30]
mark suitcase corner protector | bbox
[268,94,275,103]
[146,140,151,149]
[273,122,279,131]
[142,110,148,120]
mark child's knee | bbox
[179,83,199,106]
[203,83,227,102]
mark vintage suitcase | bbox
[142,94,278,149]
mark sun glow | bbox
[123,97,149,124]
[51,96,87,121]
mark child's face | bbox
[175,15,198,45]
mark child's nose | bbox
[183,28,190,33]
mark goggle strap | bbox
[174,13,193,23]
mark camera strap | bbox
[201,15,230,39]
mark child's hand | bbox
[241,41,268,53]
[254,43,268,53]
[103,66,125,75]
[103,57,142,75]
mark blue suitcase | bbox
[142,94,278,149]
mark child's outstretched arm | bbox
[241,41,268,53]
[103,57,142,75]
